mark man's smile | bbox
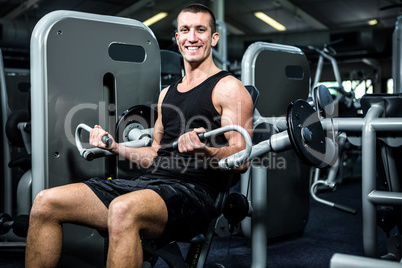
[186,46,201,51]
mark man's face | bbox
[175,11,219,64]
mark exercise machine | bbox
[240,41,312,267]
[0,48,31,247]
[74,81,336,267]
[0,10,375,268]
[299,41,366,219]
[328,94,402,267]
[32,10,159,267]
[329,17,402,266]
[75,122,252,268]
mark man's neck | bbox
[180,62,221,92]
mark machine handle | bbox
[101,135,113,147]
[310,180,357,215]
[333,203,357,215]
[172,133,206,149]
[75,124,112,160]
[75,123,153,161]
[216,125,252,170]
[169,125,252,170]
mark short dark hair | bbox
[179,3,217,34]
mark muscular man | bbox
[25,3,253,267]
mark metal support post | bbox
[362,103,384,257]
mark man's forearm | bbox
[204,144,249,172]
[111,144,158,168]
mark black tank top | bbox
[145,71,232,198]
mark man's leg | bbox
[107,189,168,268]
[25,182,108,267]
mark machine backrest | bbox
[245,85,260,111]
[30,11,161,267]
[242,42,310,117]
[30,11,160,198]
[160,49,184,88]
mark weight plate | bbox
[287,99,326,167]
[115,105,157,143]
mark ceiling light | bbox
[254,11,286,31]
[143,12,168,26]
[368,19,378,26]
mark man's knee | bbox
[108,191,168,239]
[30,189,59,220]
[107,192,157,232]
[108,196,136,223]
[108,197,137,237]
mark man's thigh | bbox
[110,189,168,239]
[83,177,215,241]
[35,182,109,230]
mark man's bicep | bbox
[151,117,163,149]
[151,87,168,149]
[221,85,254,148]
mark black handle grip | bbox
[198,132,206,142]
[172,133,206,149]
[333,203,357,215]
[83,151,95,161]
[101,135,112,147]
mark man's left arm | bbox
[177,76,254,171]
[206,77,253,167]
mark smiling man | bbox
[25,3,253,267]
[175,5,218,66]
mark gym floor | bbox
[0,161,391,267]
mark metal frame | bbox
[331,253,402,268]
[321,101,402,267]
[241,41,305,87]
[323,108,402,258]
[213,20,228,70]
[0,49,12,216]
[0,50,32,246]
[240,41,310,268]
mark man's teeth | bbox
[187,47,198,50]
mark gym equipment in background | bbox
[30,11,160,267]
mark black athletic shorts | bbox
[83,176,217,243]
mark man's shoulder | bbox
[213,75,252,105]
[158,86,170,103]
[215,74,245,93]
[161,86,170,94]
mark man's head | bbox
[178,3,217,34]
[175,3,219,65]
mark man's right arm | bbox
[89,87,168,169]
